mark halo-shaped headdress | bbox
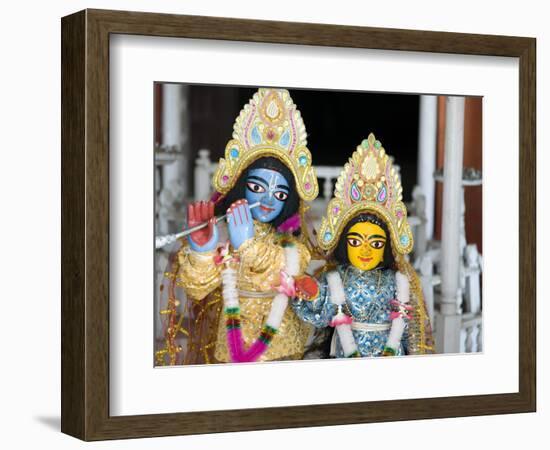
[318,133,413,254]
[213,88,319,201]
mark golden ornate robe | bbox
[176,221,312,363]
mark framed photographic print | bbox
[61,9,536,441]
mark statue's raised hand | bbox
[227,199,254,250]
[187,201,218,252]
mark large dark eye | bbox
[370,240,385,249]
[274,191,289,201]
[246,182,266,194]
[347,238,362,247]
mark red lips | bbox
[359,256,372,262]
[260,205,275,212]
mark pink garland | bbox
[225,326,276,363]
[226,328,246,362]
[217,244,292,363]
[241,340,269,362]
[276,213,301,233]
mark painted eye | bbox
[274,191,289,201]
[246,182,266,194]
[370,240,385,249]
[347,238,362,247]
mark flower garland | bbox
[326,271,360,357]
[215,242,300,363]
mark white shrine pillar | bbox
[156,84,189,340]
[161,83,189,198]
[417,95,438,239]
[159,83,189,234]
[435,96,465,354]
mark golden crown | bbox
[318,133,413,255]
[213,88,319,201]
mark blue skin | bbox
[228,168,290,249]
[246,169,290,223]
[189,168,290,251]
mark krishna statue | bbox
[292,133,435,357]
[157,88,320,365]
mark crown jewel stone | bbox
[361,154,380,180]
[266,101,279,119]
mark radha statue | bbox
[292,133,434,357]
[158,88,319,364]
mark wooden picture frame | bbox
[61,8,536,441]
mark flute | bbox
[155,201,261,249]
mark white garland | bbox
[221,244,300,337]
[385,271,409,350]
[221,267,239,308]
[327,271,358,357]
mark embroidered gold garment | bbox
[176,221,312,363]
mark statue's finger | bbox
[226,207,234,227]
[198,201,204,221]
[188,203,195,224]
[240,204,249,225]
[243,202,251,223]
[207,217,216,236]
[208,201,214,219]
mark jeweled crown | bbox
[318,133,413,255]
[213,89,319,201]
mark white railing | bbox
[460,312,483,353]
[314,166,341,200]
[194,149,217,201]
[416,242,483,354]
